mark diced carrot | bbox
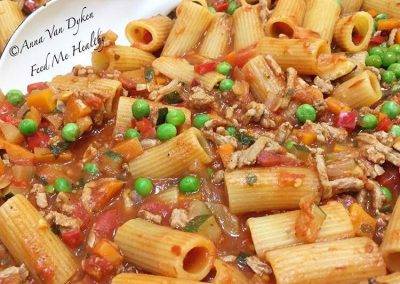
[297,130,317,145]
[92,239,123,267]
[217,143,234,168]
[64,97,92,123]
[91,179,124,212]
[349,203,377,238]
[326,97,351,115]
[0,139,34,164]
[366,8,378,17]
[377,19,400,31]
[155,75,168,85]
[0,159,5,176]
[25,106,42,126]
[33,148,73,164]
[332,144,346,152]
[112,138,143,161]
[26,88,56,114]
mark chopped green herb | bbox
[36,175,48,185]
[235,132,255,146]
[104,150,123,161]
[184,215,211,232]
[293,143,311,152]
[164,91,183,104]
[236,252,251,269]
[245,173,257,186]
[156,107,169,126]
[49,141,70,157]
[3,192,14,201]
[145,67,155,82]
[51,224,61,235]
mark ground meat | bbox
[189,86,215,109]
[313,76,333,94]
[149,79,181,101]
[245,256,272,276]
[31,183,48,209]
[140,139,160,150]
[360,145,386,164]
[259,0,272,24]
[228,136,269,169]
[0,265,29,283]
[203,130,238,148]
[330,177,364,195]
[72,65,95,77]
[356,158,385,179]
[388,29,398,46]
[357,133,400,166]
[138,210,162,224]
[212,170,224,184]
[46,211,81,230]
[303,121,348,143]
[275,122,293,144]
[315,151,332,199]
[170,209,189,229]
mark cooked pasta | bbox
[112,273,203,284]
[257,37,331,75]
[333,11,374,52]
[0,0,24,52]
[0,195,78,283]
[362,0,400,19]
[225,167,320,214]
[114,218,216,280]
[233,5,263,51]
[331,70,382,108]
[162,0,213,56]
[247,201,355,256]
[152,57,195,84]
[266,237,386,284]
[125,16,173,52]
[211,259,249,284]
[265,0,306,37]
[381,197,400,272]
[341,0,364,15]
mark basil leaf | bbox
[184,214,211,232]
[236,252,251,269]
[156,107,169,126]
[49,141,70,157]
[235,132,255,146]
[164,91,183,104]
[104,150,122,161]
[293,143,311,152]
[145,67,155,83]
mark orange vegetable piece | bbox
[297,130,317,145]
[24,106,42,126]
[0,159,5,176]
[326,97,351,115]
[26,88,56,114]
[90,179,124,212]
[112,138,143,162]
[349,203,377,238]
[377,19,400,31]
[93,239,123,267]
[33,147,73,164]
[0,139,34,164]
[217,143,234,168]
[396,30,400,44]
[366,8,378,17]
[64,97,92,123]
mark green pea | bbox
[166,109,186,126]
[134,177,153,197]
[124,128,140,140]
[54,177,72,193]
[208,6,216,13]
[18,119,38,136]
[193,113,211,129]
[132,99,150,119]
[156,123,177,141]
[388,63,400,78]
[390,125,400,137]
[45,185,55,193]
[83,163,99,175]
[219,79,234,91]
[216,61,232,75]
[369,46,385,58]
[284,140,296,150]
[365,54,382,68]
[296,104,317,123]
[375,13,388,21]
[382,51,398,68]
[360,114,378,130]
[226,126,237,136]
[382,70,397,84]
[6,89,24,106]
[179,175,200,193]
[381,186,393,202]
[226,1,238,15]
[388,44,400,54]
[62,123,80,142]
[381,101,400,119]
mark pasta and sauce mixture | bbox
[1,0,400,283]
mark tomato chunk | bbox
[257,151,301,167]
[61,229,84,249]
[82,255,114,281]
[27,82,48,93]
[336,111,358,130]
[93,209,121,239]
[194,61,217,75]
[135,118,155,139]
[26,131,50,150]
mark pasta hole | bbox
[203,267,216,281]
[130,27,153,45]
[271,22,294,38]
[183,247,209,273]
[388,253,400,271]
[352,14,371,46]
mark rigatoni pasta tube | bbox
[0,195,78,283]
[0,0,25,52]
[266,237,386,284]
[317,53,356,81]
[125,16,173,52]
[361,272,400,284]
[331,70,382,108]
[198,13,232,59]
[381,197,400,272]
[257,37,330,75]
[92,45,155,71]
[333,12,374,52]
[242,55,285,104]
[303,0,340,44]
[112,273,204,284]
[162,1,213,57]
[211,259,249,284]
[225,167,320,214]
[114,96,192,134]
[129,127,212,178]
[114,218,216,280]
[195,72,226,91]
[233,5,263,51]
[247,202,354,257]
[341,0,364,15]
[153,57,195,84]
[265,0,306,37]
[362,0,400,19]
